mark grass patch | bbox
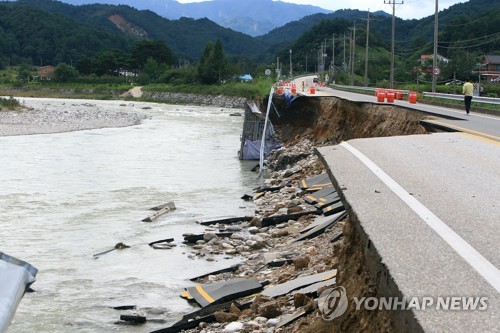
[144,79,272,99]
[0,96,21,110]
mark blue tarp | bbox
[283,92,299,106]
[242,139,280,160]
[0,252,37,333]
[239,74,253,81]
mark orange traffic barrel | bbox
[277,87,283,95]
[386,90,395,103]
[376,90,385,102]
[408,91,417,104]
[291,86,297,94]
[396,91,403,100]
[375,88,384,96]
[310,86,316,94]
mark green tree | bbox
[53,63,79,82]
[17,63,32,82]
[91,49,128,76]
[137,57,168,84]
[76,56,93,75]
[130,40,174,70]
[197,39,228,84]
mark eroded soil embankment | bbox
[270,97,428,332]
[270,96,427,144]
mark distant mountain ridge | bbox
[58,0,332,36]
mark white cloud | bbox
[176,0,466,19]
[275,0,465,19]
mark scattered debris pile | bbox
[108,139,361,333]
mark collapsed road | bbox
[115,83,498,333]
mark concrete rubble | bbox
[135,139,349,333]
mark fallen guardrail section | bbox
[0,252,38,333]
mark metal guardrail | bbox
[333,84,500,106]
[422,92,500,105]
[332,84,411,95]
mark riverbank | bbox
[0,98,147,137]
[0,84,253,108]
[0,91,248,137]
[140,96,429,333]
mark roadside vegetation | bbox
[0,96,21,110]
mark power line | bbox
[439,32,500,44]
[439,35,500,49]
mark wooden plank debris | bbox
[149,202,176,211]
[142,206,171,222]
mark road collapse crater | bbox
[259,95,428,332]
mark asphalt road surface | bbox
[295,76,500,332]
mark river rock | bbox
[293,256,310,270]
[204,233,219,242]
[248,227,259,234]
[223,321,244,332]
[214,311,239,323]
[258,300,282,318]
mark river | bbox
[0,98,260,332]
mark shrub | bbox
[0,96,21,109]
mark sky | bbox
[177,0,467,20]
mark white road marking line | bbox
[341,141,500,293]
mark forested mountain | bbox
[57,0,332,36]
[0,0,498,84]
[0,0,268,65]
[0,2,129,66]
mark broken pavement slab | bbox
[198,216,253,226]
[183,232,233,244]
[182,278,263,308]
[298,172,332,191]
[260,210,322,227]
[322,201,344,216]
[276,308,307,328]
[261,269,337,298]
[189,263,242,281]
[314,192,341,209]
[304,186,336,204]
[293,211,347,242]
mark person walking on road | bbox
[462,79,474,115]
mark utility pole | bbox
[289,49,293,79]
[432,0,438,92]
[276,56,280,81]
[343,33,346,71]
[384,0,404,89]
[363,9,370,87]
[349,22,356,86]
